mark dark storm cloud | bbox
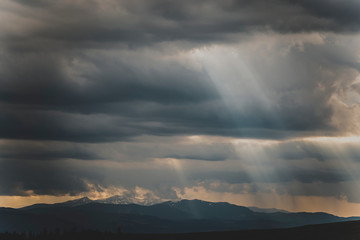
[1,0,360,201]
[0,110,138,142]
[0,150,98,161]
[0,158,181,196]
[0,161,352,198]
[286,0,360,31]
[6,0,360,48]
[191,168,352,185]
[1,0,359,142]
[0,47,220,141]
[278,141,360,162]
[0,50,217,106]
[2,137,360,201]
[0,141,99,161]
[0,159,93,196]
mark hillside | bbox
[1,220,360,240]
[1,198,359,233]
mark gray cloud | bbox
[2,136,360,203]
[5,0,360,49]
[1,0,360,207]
[1,39,359,141]
[0,141,100,161]
[0,159,92,196]
[191,168,352,185]
[1,0,360,142]
[164,154,228,161]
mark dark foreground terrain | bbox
[1,221,360,240]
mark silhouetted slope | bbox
[1,199,359,233]
[0,207,75,233]
[154,199,253,219]
[20,197,93,210]
[248,206,289,213]
[125,220,360,240]
[2,220,360,240]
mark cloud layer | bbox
[1,0,360,213]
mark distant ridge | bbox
[248,206,289,213]
[5,197,359,234]
[18,196,294,214]
[19,195,159,210]
[20,197,93,210]
[20,196,289,213]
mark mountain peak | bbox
[95,195,163,206]
[59,197,93,207]
[78,197,91,201]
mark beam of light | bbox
[164,157,201,217]
[190,43,288,211]
[191,44,281,124]
[2,135,360,213]
[214,135,360,215]
[304,136,360,143]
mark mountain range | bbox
[1,197,359,233]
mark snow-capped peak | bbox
[95,195,162,206]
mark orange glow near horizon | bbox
[2,135,360,217]
[1,190,360,218]
[176,186,360,218]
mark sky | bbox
[1,0,360,217]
